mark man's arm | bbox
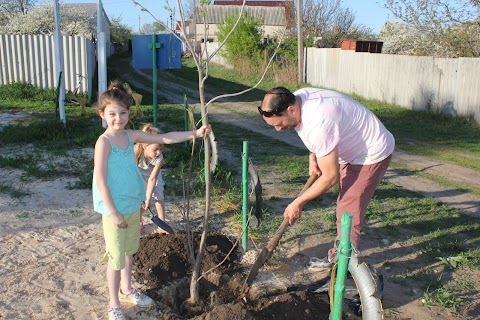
[284,147,340,225]
[309,152,322,176]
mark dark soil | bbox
[133,232,331,319]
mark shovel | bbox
[242,173,318,294]
[147,207,175,234]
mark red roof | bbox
[175,20,191,31]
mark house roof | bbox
[194,5,286,26]
[176,20,191,31]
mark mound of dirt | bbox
[133,232,331,319]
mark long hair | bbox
[96,80,133,113]
[135,123,162,165]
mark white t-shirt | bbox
[294,88,395,165]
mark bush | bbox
[0,82,56,101]
[216,11,263,72]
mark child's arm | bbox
[130,125,211,145]
[94,136,128,228]
[143,158,164,210]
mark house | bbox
[175,20,191,38]
[213,0,294,28]
[192,5,287,44]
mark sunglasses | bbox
[257,105,288,117]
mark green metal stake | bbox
[54,71,62,119]
[148,35,161,128]
[241,141,249,250]
[183,95,188,147]
[331,212,353,320]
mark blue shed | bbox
[132,34,182,70]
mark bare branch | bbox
[204,36,284,109]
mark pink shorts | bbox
[333,154,392,252]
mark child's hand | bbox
[142,201,149,210]
[195,125,212,138]
[112,213,128,229]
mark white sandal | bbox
[306,256,332,271]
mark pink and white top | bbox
[294,88,395,165]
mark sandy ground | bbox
[0,163,190,320]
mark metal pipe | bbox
[151,34,158,127]
[242,141,249,250]
[331,212,353,320]
[183,94,188,147]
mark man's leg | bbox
[332,155,392,256]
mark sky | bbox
[64,0,393,34]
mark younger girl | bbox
[135,123,170,233]
[92,80,211,320]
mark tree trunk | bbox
[189,74,211,304]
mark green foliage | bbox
[0,183,30,198]
[0,82,56,101]
[423,285,463,310]
[67,171,93,190]
[0,118,102,149]
[110,16,133,45]
[437,251,480,270]
[216,11,263,70]
[267,37,297,63]
[138,21,167,35]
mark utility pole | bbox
[297,0,303,85]
[138,15,141,33]
[97,0,107,127]
[53,0,66,126]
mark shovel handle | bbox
[265,173,318,252]
[242,173,319,293]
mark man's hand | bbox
[284,202,304,225]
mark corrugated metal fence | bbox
[0,34,95,97]
[305,48,480,123]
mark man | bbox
[258,87,395,263]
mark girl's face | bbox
[100,103,130,130]
[144,143,163,160]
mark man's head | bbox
[259,87,300,131]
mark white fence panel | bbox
[457,58,480,117]
[305,48,339,90]
[0,34,95,98]
[305,48,480,124]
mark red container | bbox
[340,39,383,53]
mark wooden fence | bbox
[0,34,96,97]
[305,48,480,124]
